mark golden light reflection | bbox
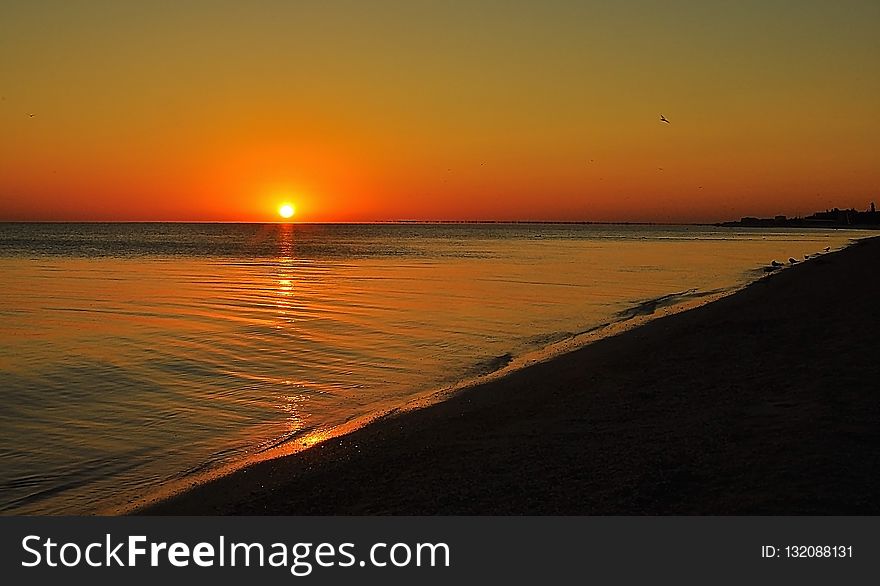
[300,430,332,449]
[277,223,294,259]
[273,223,305,438]
[277,391,307,436]
[274,223,296,329]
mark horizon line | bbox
[0,219,719,226]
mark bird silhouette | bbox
[660,115,670,124]
[28,113,35,118]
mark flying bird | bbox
[660,115,670,124]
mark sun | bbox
[278,203,295,219]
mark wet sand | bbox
[141,236,880,515]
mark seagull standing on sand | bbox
[660,115,670,124]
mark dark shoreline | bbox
[140,236,880,515]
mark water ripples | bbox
[0,223,863,513]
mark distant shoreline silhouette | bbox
[719,203,880,229]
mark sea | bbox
[0,222,865,514]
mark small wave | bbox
[616,288,729,320]
[468,353,514,377]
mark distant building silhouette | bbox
[719,202,880,229]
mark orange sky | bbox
[1,1,878,222]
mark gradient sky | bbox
[1,0,878,222]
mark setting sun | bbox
[278,203,295,219]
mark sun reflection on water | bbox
[271,223,311,441]
[274,224,296,327]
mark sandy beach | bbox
[141,235,880,515]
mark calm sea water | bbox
[0,223,863,514]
